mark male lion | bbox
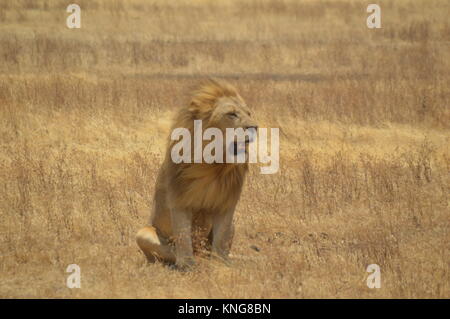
[136,79,257,270]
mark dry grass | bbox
[0,0,449,298]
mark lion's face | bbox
[208,96,258,156]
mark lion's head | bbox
[184,79,258,158]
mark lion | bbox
[136,79,258,270]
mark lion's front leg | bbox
[170,208,195,270]
[211,208,235,262]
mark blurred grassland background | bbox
[0,0,449,298]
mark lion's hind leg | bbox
[136,226,175,264]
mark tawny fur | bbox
[136,79,257,269]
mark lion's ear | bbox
[187,78,239,119]
[188,102,213,121]
[187,103,200,119]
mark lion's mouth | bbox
[231,137,254,156]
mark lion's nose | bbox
[246,125,258,131]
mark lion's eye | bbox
[227,112,238,119]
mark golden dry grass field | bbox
[0,0,449,298]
